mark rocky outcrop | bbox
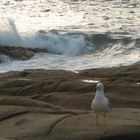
[0,46,48,61]
[0,65,140,140]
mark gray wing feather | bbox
[105,97,111,111]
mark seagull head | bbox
[96,82,104,91]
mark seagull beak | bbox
[96,85,100,89]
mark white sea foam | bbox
[24,30,93,55]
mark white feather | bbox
[91,83,111,113]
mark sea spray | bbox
[32,31,94,55]
[0,19,94,55]
[0,54,11,63]
[0,19,23,47]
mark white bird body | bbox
[91,90,110,113]
[91,83,111,124]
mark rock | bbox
[0,46,48,61]
[0,65,140,139]
[0,106,139,140]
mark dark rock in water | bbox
[42,9,51,12]
[0,65,140,140]
[0,46,48,62]
[4,1,10,5]
[130,10,135,13]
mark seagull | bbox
[91,82,111,124]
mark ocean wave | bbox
[0,19,139,72]
[0,19,139,59]
[0,19,94,56]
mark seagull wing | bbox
[105,97,111,111]
[108,100,111,111]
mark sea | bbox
[0,0,140,73]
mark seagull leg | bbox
[96,113,98,125]
[104,114,106,120]
[104,114,106,124]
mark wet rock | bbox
[0,46,48,62]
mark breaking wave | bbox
[0,19,139,56]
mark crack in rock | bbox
[47,114,76,136]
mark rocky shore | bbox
[0,64,140,140]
